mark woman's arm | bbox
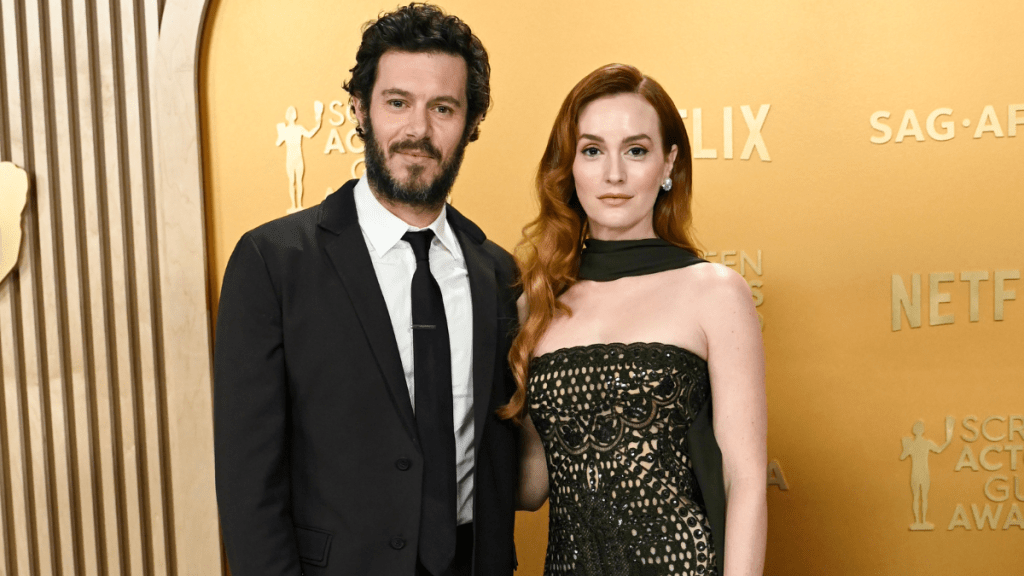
[514,293,550,511]
[517,413,550,511]
[700,265,767,576]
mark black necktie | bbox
[403,230,457,575]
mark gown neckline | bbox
[530,341,707,366]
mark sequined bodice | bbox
[528,342,717,576]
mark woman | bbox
[503,64,767,576]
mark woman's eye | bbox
[626,146,648,158]
[581,147,600,157]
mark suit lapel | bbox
[452,220,498,460]
[320,182,417,442]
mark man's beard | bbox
[362,120,469,210]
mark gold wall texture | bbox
[202,0,1023,574]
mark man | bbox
[214,5,519,575]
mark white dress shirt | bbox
[353,176,475,525]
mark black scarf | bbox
[578,238,705,281]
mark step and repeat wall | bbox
[202,0,1022,574]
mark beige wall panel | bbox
[21,0,78,572]
[23,315,54,576]
[0,286,32,576]
[114,0,170,571]
[0,315,8,576]
[0,4,41,574]
[44,1,102,572]
[0,21,57,557]
[17,217,53,576]
[20,231,56,576]
[0,294,7,576]
[2,0,218,573]
[0,0,21,163]
[149,1,221,573]
[115,0,169,569]
[69,0,123,571]
[93,0,148,571]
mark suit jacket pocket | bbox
[295,525,332,567]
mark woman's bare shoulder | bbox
[663,261,749,293]
[664,262,754,314]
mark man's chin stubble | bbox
[387,165,444,208]
[403,162,427,182]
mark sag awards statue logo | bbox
[0,162,30,284]
[276,101,324,214]
[900,417,954,530]
[900,415,1024,533]
[275,99,366,215]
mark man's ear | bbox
[466,114,484,142]
[352,97,368,132]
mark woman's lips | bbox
[598,194,632,205]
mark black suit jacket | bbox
[214,180,520,576]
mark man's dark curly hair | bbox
[343,3,490,142]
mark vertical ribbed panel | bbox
[0,0,181,573]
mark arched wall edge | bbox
[150,0,221,572]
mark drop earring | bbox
[660,177,673,192]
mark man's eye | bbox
[388,100,405,109]
[436,105,451,114]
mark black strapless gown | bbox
[528,342,718,576]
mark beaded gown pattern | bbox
[529,342,717,576]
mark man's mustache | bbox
[389,138,441,160]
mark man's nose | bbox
[404,106,430,140]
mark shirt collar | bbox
[353,175,463,260]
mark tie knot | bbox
[402,229,435,262]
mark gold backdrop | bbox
[201,0,1024,573]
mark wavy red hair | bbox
[498,63,700,423]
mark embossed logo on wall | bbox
[275,99,366,214]
[680,105,772,162]
[870,104,1024,144]
[891,270,1019,331]
[901,415,1024,532]
[0,162,30,284]
[900,417,954,530]
[276,101,324,214]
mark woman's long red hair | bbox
[498,64,699,423]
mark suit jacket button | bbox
[390,537,406,550]
[395,458,412,471]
